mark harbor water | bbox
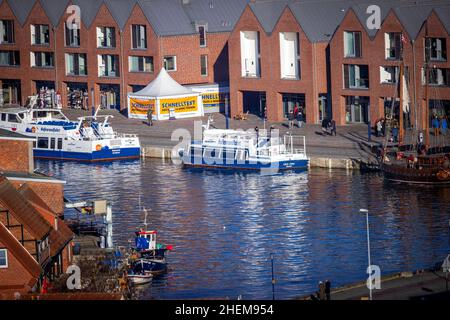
[36,159,450,300]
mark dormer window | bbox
[198,25,207,47]
[344,31,361,58]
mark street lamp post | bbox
[360,208,372,300]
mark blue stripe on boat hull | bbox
[183,157,309,171]
[33,147,141,162]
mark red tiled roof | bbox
[0,222,42,281]
[49,219,74,257]
[17,183,74,257]
[18,184,55,214]
[0,176,52,240]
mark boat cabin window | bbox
[33,111,48,119]
[57,138,63,150]
[50,137,56,149]
[37,137,49,149]
[1,114,5,121]
[17,113,25,119]
[50,111,66,120]
[7,114,20,123]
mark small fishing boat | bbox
[126,270,153,285]
[179,121,309,171]
[130,258,168,276]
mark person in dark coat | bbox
[321,118,329,135]
[288,110,295,129]
[330,120,337,136]
[325,280,331,300]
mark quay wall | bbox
[140,146,361,170]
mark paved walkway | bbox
[303,269,450,300]
[65,109,385,160]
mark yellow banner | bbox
[202,92,228,108]
[160,96,198,115]
[129,98,156,115]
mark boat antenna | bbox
[143,207,148,230]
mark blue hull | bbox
[33,147,141,162]
[183,156,309,171]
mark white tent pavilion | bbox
[127,68,204,120]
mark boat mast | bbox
[424,21,430,147]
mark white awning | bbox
[131,68,193,98]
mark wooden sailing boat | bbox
[380,27,450,184]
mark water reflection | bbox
[36,159,450,299]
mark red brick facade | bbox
[330,9,450,125]
[0,1,229,110]
[0,139,33,173]
[228,6,327,122]
[1,2,449,124]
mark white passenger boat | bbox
[179,122,309,171]
[0,104,140,162]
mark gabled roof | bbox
[71,0,104,28]
[249,1,287,34]
[6,0,36,25]
[18,184,73,257]
[137,0,194,36]
[131,68,194,97]
[394,4,434,40]
[39,0,70,26]
[104,0,136,30]
[18,184,55,217]
[182,0,249,33]
[0,176,52,240]
[0,222,42,280]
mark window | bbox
[57,138,63,150]
[132,25,147,49]
[425,37,447,61]
[280,32,300,79]
[163,56,176,71]
[129,56,153,73]
[380,66,399,84]
[65,22,80,47]
[240,31,260,77]
[97,26,115,48]
[0,20,14,44]
[98,54,119,77]
[0,51,20,66]
[1,114,6,121]
[31,24,50,45]
[37,137,49,149]
[385,32,402,60]
[0,249,7,268]
[31,52,54,68]
[344,31,362,58]
[7,114,20,123]
[423,67,449,86]
[343,64,369,89]
[200,54,208,76]
[199,25,207,47]
[65,53,87,76]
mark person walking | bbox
[147,106,153,126]
[321,118,329,136]
[288,109,295,129]
[376,119,382,137]
[297,106,304,128]
[392,124,399,143]
[432,115,440,136]
[440,115,448,136]
[330,119,337,136]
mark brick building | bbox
[0,129,73,299]
[0,0,449,125]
